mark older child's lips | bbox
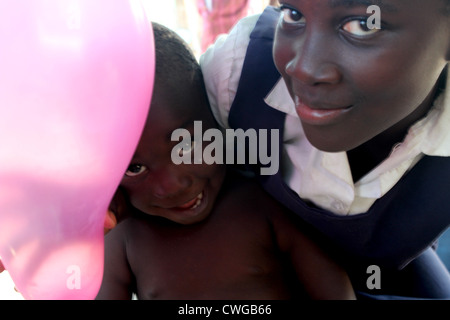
[295,96,353,125]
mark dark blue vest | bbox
[228,6,450,297]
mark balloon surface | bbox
[0,0,154,299]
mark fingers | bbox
[104,210,117,235]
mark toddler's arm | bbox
[96,222,134,300]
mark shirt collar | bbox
[419,71,450,156]
[264,77,298,117]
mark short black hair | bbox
[151,22,202,90]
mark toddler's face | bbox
[273,0,449,152]
[120,82,225,225]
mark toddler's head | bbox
[120,23,225,225]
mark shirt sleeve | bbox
[199,13,260,129]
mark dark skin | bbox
[98,173,355,299]
[273,0,450,181]
[96,68,355,300]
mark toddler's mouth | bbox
[175,191,204,210]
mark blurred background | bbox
[142,0,278,58]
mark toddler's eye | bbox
[177,140,196,157]
[342,19,380,37]
[279,5,306,25]
[125,164,147,177]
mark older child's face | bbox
[120,83,225,225]
[273,0,450,152]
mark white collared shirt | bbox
[200,13,450,215]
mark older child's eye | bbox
[279,5,306,25]
[342,19,380,37]
[125,164,147,177]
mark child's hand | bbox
[104,210,117,235]
[104,188,130,236]
[104,188,130,235]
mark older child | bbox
[96,23,355,300]
[200,1,450,298]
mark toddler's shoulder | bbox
[222,170,286,214]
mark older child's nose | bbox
[285,34,342,86]
[147,166,192,199]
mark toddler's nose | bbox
[148,166,191,199]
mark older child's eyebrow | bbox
[329,0,399,12]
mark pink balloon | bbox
[0,0,154,299]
